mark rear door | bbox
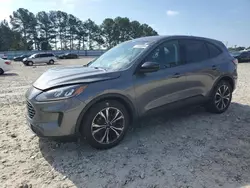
[42,53,50,63]
[179,39,222,97]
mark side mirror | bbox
[139,61,160,73]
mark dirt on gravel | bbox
[0,59,250,188]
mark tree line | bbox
[228,46,250,51]
[0,8,158,51]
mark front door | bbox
[34,54,43,63]
[133,40,190,115]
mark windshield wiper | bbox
[93,67,107,71]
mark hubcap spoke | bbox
[92,127,105,135]
[92,124,105,128]
[223,93,230,100]
[215,92,221,97]
[218,88,222,95]
[105,108,110,122]
[111,110,120,123]
[222,99,226,108]
[111,126,123,131]
[99,111,107,123]
[215,99,221,104]
[110,127,120,137]
[100,129,108,143]
[106,129,110,143]
[111,114,123,123]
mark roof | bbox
[134,35,223,44]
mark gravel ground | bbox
[0,59,250,188]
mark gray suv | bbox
[25,35,238,149]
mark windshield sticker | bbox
[133,44,148,49]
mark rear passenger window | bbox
[180,40,209,63]
[206,43,221,58]
[40,54,46,58]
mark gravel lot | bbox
[0,59,250,188]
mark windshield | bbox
[30,54,36,58]
[89,40,151,70]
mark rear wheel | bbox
[206,80,232,114]
[0,68,4,75]
[47,59,54,65]
[81,100,130,149]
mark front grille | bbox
[27,101,36,119]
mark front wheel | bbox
[28,61,34,66]
[206,80,232,114]
[81,100,130,149]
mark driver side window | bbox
[145,40,180,69]
[35,54,40,58]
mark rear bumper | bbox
[3,67,11,72]
[234,78,237,91]
[1,65,12,72]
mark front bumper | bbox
[26,89,86,137]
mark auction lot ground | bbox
[0,58,250,188]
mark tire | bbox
[206,80,232,114]
[81,100,130,149]
[28,61,34,66]
[0,68,4,75]
[48,60,54,65]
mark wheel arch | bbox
[75,93,137,134]
[28,61,34,66]
[209,75,235,97]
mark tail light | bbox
[232,58,238,66]
[5,61,11,65]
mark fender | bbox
[208,74,235,97]
[75,93,137,134]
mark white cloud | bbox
[166,10,179,16]
[0,0,13,21]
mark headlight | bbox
[35,85,87,102]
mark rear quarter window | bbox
[206,42,222,58]
[39,54,46,58]
[42,53,53,57]
[180,39,209,63]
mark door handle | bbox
[212,65,217,70]
[172,73,181,78]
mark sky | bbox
[0,0,249,47]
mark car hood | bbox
[33,65,121,90]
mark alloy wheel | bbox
[214,84,231,111]
[91,107,125,144]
